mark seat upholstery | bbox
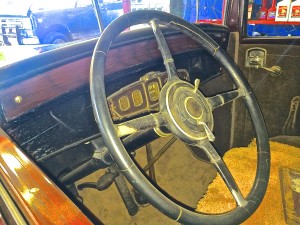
[271,96,300,148]
[270,135,300,148]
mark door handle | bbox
[245,47,282,77]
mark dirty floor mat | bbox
[197,141,300,224]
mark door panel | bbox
[231,39,300,147]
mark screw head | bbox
[14,96,23,104]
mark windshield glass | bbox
[0,0,225,67]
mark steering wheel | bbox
[90,10,270,225]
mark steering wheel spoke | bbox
[198,140,248,207]
[206,89,248,110]
[149,19,178,80]
[115,112,167,138]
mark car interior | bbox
[0,0,299,224]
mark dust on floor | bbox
[77,136,217,225]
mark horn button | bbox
[185,97,203,119]
[160,80,214,144]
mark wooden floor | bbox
[77,136,217,225]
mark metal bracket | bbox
[246,47,267,68]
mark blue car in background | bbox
[0,0,123,45]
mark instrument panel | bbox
[108,69,189,121]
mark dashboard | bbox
[0,24,230,177]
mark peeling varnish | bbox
[20,123,59,146]
[175,207,183,222]
[116,125,137,137]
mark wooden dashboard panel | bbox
[0,34,202,121]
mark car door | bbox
[225,0,300,147]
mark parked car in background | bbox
[0,0,123,45]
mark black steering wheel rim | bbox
[90,10,270,225]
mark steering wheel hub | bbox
[160,80,214,143]
[185,97,203,119]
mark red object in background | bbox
[122,0,131,14]
[248,19,300,24]
[196,19,223,24]
[258,0,268,20]
[291,6,300,18]
[122,0,131,31]
[278,5,289,17]
[267,0,277,20]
